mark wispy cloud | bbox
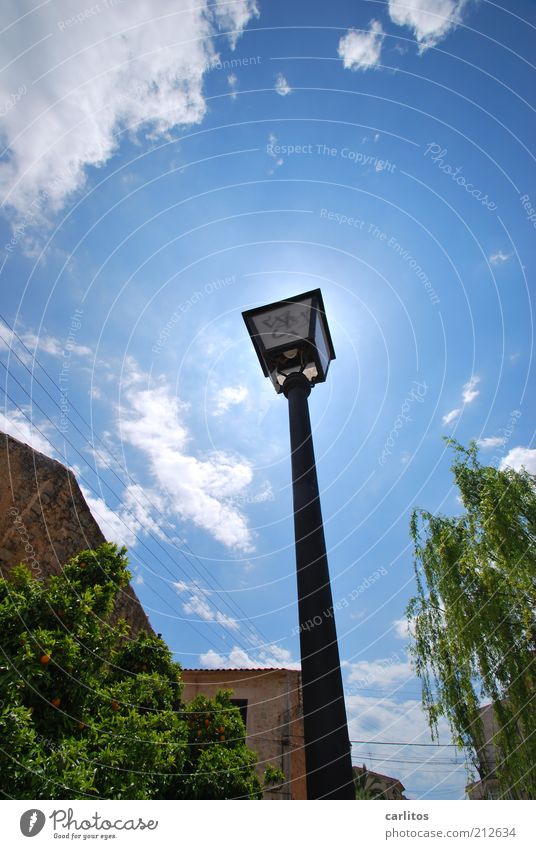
[227,73,238,99]
[267,132,284,173]
[275,72,291,96]
[345,657,413,688]
[0,321,91,362]
[442,408,460,426]
[462,375,480,404]
[199,644,299,669]
[0,408,53,455]
[442,375,480,426]
[80,483,168,549]
[477,436,506,450]
[338,20,385,71]
[174,582,239,630]
[489,250,511,265]
[213,385,248,416]
[19,330,92,359]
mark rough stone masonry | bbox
[0,431,153,635]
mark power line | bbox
[0,316,271,650]
[351,739,459,747]
[0,346,263,654]
[355,756,464,766]
[0,313,274,645]
[0,382,236,657]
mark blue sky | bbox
[1,0,535,799]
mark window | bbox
[230,698,248,730]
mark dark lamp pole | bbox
[242,290,354,800]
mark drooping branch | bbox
[407,441,536,799]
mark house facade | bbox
[353,765,407,800]
[181,667,307,799]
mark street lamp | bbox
[243,289,355,800]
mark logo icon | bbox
[20,810,46,837]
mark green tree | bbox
[353,767,383,800]
[0,543,262,799]
[407,441,536,799]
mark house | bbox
[353,765,407,800]
[181,667,306,799]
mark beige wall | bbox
[182,668,307,799]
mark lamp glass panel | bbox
[250,298,313,352]
[314,312,331,374]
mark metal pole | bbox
[282,371,354,799]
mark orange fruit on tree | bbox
[111,699,120,711]
[204,718,210,727]
[51,697,61,708]
[219,734,225,741]
[77,721,85,730]
[40,654,51,665]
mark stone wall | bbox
[181,667,307,799]
[0,431,153,636]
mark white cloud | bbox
[392,617,414,639]
[346,657,414,688]
[442,375,480,426]
[500,447,536,474]
[275,73,291,96]
[0,0,257,220]
[121,483,169,541]
[346,693,467,798]
[119,361,255,551]
[462,375,480,404]
[0,408,53,455]
[20,330,92,359]
[227,73,238,99]
[442,408,460,425]
[489,250,511,265]
[267,132,284,173]
[80,481,167,549]
[212,0,259,50]
[199,643,299,669]
[388,0,469,52]
[0,320,91,362]
[338,20,385,71]
[477,436,506,450]
[213,385,248,416]
[174,582,239,630]
[81,487,139,549]
[183,593,238,630]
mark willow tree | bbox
[407,441,536,799]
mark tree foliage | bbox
[407,441,536,798]
[0,543,263,799]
